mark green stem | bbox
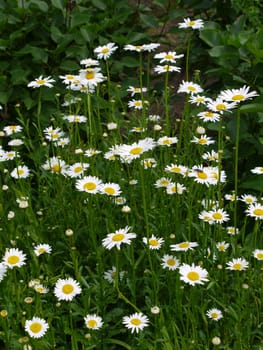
[234,108,241,232]
[185,33,192,82]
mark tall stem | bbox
[234,108,241,232]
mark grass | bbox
[0,19,262,350]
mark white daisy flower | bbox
[100,183,122,196]
[226,258,249,271]
[166,182,186,195]
[54,277,82,301]
[10,165,30,179]
[178,17,204,29]
[94,42,118,60]
[142,235,164,250]
[161,255,180,270]
[191,134,215,145]
[84,148,102,157]
[154,65,181,74]
[239,194,258,204]
[27,76,55,88]
[0,263,7,282]
[127,86,147,96]
[198,111,220,123]
[66,162,90,178]
[157,136,178,147]
[206,98,237,114]
[253,249,263,260]
[102,226,136,250]
[246,203,263,220]
[170,241,198,252]
[122,312,149,333]
[2,248,26,269]
[104,266,125,284]
[42,157,68,175]
[206,308,223,321]
[154,51,184,63]
[63,114,87,123]
[179,263,209,286]
[76,176,103,194]
[216,241,230,252]
[141,157,157,169]
[219,85,258,103]
[3,125,23,135]
[226,226,239,235]
[25,317,49,338]
[84,314,103,330]
[79,67,106,87]
[154,177,172,188]
[208,208,230,224]
[34,244,52,256]
[164,164,188,176]
[79,58,100,67]
[251,166,263,174]
[189,95,210,106]
[178,80,203,94]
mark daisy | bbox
[198,210,214,224]
[142,43,160,52]
[141,158,157,169]
[122,312,149,333]
[42,157,68,175]
[84,314,103,330]
[246,203,263,220]
[80,58,99,67]
[202,150,219,162]
[253,249,263,260]
[79,67,106,87]
[123,44,145,52]
[0,263,7,282]
[54,277,82,301]
[55,137,70,148]
[34,244,52,256]
[100,183,122,196]
[34,283,49,294]
[66,162,90,178]
[148,114,161,122]
[43,126,64,141]
[102,226,136,250]
[189,95,210,106]
[8,139,24,147]
[154,177,172,188]
[164,164,188,176]
[161,254,180,270]
[63,114,87,123]
[3,150,18,161]
[170,241,198,252]
[130,126,146,133]
[225,193,238,201]
[94,42,118,60]
[128,99,145,110]
[25,317,49,338]
[216,241,230,252]
[226,226,239,235]
[166,182,186,195]
[157,136,178,147]
[117,138,156,162]
[178,18,204,29]
[76,176,103,194]
[27,75,55,88]
[2,248,26,269]
[191,134,215,145]
[10,165,30,179]
[219,85,258,103]
[251,166,263,174]
[188,166,215,186]
[114,196,127,205]
[154,51,184,64]
[239,194,258,204]
[104,266,125,283]
[84,148,102,157]
[179,263,209,286]
[3,125,23,135]
[154,65,181,74]
[226,258,249,271]
[59,74,78,85]
[206,98,237,113]
[143,235,164,250]
[198,111,220,123]
[127,86,147,96]
[206,308,223,321]
[208,208,230,224]
[178,80,203,94]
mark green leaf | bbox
[59,59,80,71]
[139,13,158,28]
[240,103,263,113]
[120,56,139,68]
[15,45,48,63]
[240,177,263,192]
[199,29,223,47]
[30,0,49,12]
[208,45,238,58]
[91,0,107,10]
[50,0,65,12]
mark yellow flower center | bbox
[212,212,223,220]
[198,138,208,144]
[101,48,109,54]
[130,318,141,326]
[66,75,74,80]
[187,271,200,281]
[162,139,172,144]
[188,21,196,26]
[187,86,196,92]
[164,54,174,60]
[29,323,42,334]
[87,319,98,328]
[104,187,115,195]
[62,284,74,294]
[167,258,176,266]
[52,164,61,173]
[85,72,95,80]
[37,248,45,254]
[84,182,96,191]
[204,112,214,117]
[179,242,190,249]
[197,172,207,179]
[171,167,181,173]
[130,147,143,155]
[232,94,244,101]
[253,209,263,216]
[112,233,125,242]
[7,255,19,265]
[149,239,159,246]
[36,79,45,85]
[160,180,169,186]
[74,166,83,173]
[135,45,142,50]
[216,103,226,111]
[211,312,219,319]
[256,253,263,259]
[218,245,225,251]
[17,169,25,175]
[10,126,17,130]
[233,263,242,270]
[134,101,142,107]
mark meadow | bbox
[0,2,263,350]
